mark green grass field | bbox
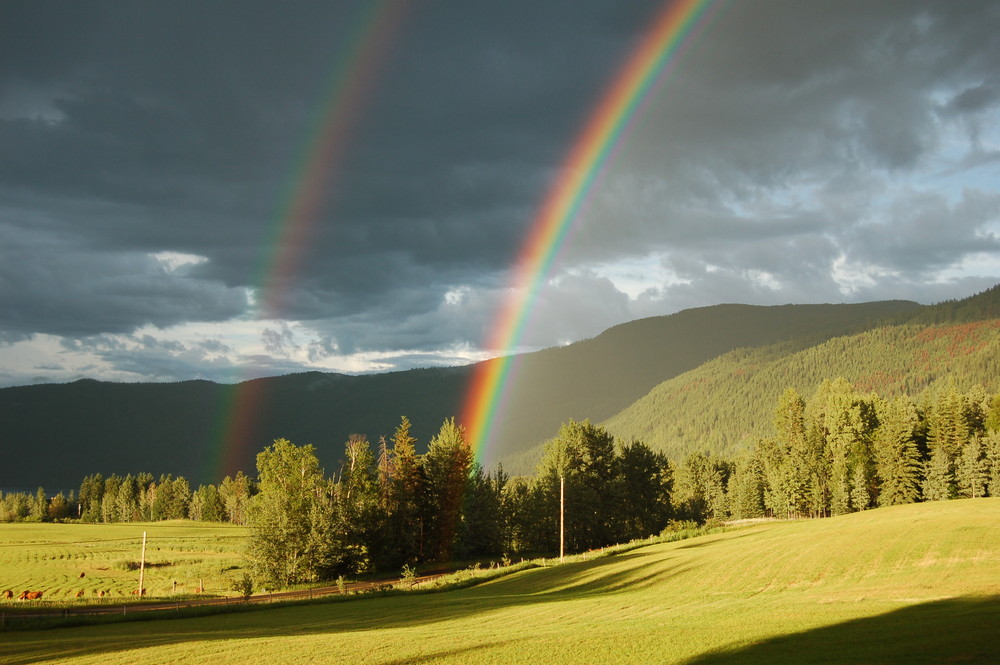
[0,521,248,601]
[3,499,999,664]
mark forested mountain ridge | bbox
[475,299,921,464]
[0,367,469,491]
[5,287,999,490]
[594,319,1000,465]
[0,299,919,490]
[498,285,1000,473]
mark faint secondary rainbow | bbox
[460,0,721,462]
[212,1,408,480]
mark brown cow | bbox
[76,590,85,597]
[18,590,43,600]
[2,589,12,599]
[98,590,106,597]
[79,571,86,579]
[131,588,146,596]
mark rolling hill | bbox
[0,298,919,490]
[3,499,999,664]
[500,285,1000,472]
[5,285,1000,489]
[597,318,1000,462]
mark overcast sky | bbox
[1,0,999,388]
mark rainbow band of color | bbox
[258,1,408,319]
[461,0,720,463]
[212,1,408,481]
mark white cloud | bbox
[151,251,208,273]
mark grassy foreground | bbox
[4,499,1000,664]
[0,521,247,600]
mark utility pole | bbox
[138,531,147,596]
[559,475,565,563]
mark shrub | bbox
[231,573,254,598]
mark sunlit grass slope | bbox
[0,521,247,600]
[4,499,999,664]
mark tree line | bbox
[672,377,1000,522]
[246,378,999,588]
[0,471,254,525]
[244,416,673,588]
[4,376,997,592]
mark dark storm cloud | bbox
[0,217,248,336]
[1,0,999,385]
[562,0,1000,281]
[0,0,651,340]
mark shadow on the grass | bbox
[5,547,998,665]
[0,552,686,665]
[681,595,1000,665]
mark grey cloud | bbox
[58,333,243,383]
[1,0,655,334]
[304,284,499,358]
[943,82,1000,115]
[523,272,632,347]
[551,0,1000,293]
[845,189,1000,275]
[0,222,249,336]
[262,323,300,358]
[1,0,999,385]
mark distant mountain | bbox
[11,287,997,490]
[501,284,1000,472]
[478,299,919,468]
[0,367,470,491]
[599,318,1000,463]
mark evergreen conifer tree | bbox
[219,471,254,525]
[727,454,765,520]
[422,418,472,561]
[389,416,424,564]
[956,436,988,498]
[874,396,922,506]
[850,464,870,511]
[985,431,1000,497]
[923,447,956,501]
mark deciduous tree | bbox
[247,438,337,588]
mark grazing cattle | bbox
[76,590,85,597]
[131,588,146,596]
[79,572,86,579]
[2,589,12,599]
[18,590,43,600]
[98,590,106,597]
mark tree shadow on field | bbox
[681,595,1000,665]
[0,552,692,665]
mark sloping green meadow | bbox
[4,499,999,664]
[0,521,247,600]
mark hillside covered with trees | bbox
[496,286,1000,473]
[6,374,997,590]
[0,297,923,490]
[600,320,1000,463]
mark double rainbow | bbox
[212,1,407,480]
[460,0,720,462]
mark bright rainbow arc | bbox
[460,0,720,463]
[258,1,407,319]
[212,1,407,481]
